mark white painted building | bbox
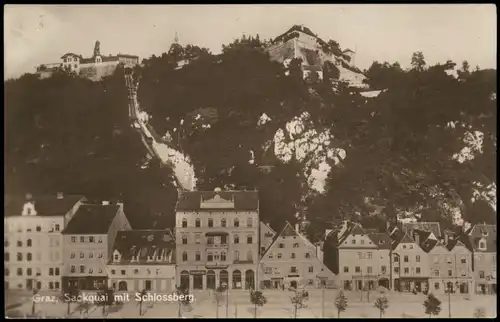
[4,193,85,291]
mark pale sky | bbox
[4,4,497,80]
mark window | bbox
[17,253,22,261]
[208,218,213,227]
[182,252,188,262]
[134,269,139,275]
[416,267,421,274]
[71,237,76,243]
[80,237,85,243]
[27,268,32,276]
[394,267,400,273]
[234,235,239,244]
[434,269,440,277]
[448,270,452,277]
[404,255,409,263]
[479,271,485,279]
[277,253,282,259]
[221,235,227,245]
[182,236,188,245]
[111,269,116,275]
[195,235,201,244]
[268,253,273,259]
[234,219,239,228]
[264,267,272,274]
[80,265,85,273]
[98,237,103,243]
[404,267,409,274]
[291,267,297,273]
[207,237,214,245]
[49,282,54,290]
[381,265,387,273]
[293,243,299,248]
[247,217,253,227]
[55,268,60,276]
[70,266,76,273]
[195,252,201,261]
[17,268,22,276]
[195,218,201,228]
[207,253,213,261]
[27,253,32,261]
[357,252,362,259]
[27,239,32,247]
[344,266,349,273]
[36,226,41,232]
[4,269,9,276]
[355,266,360,273]
[434,282,440,290]
[121,270,126,275]
[361,239,365,245]
[308,266,314,273]
[182,218,187,228]
[221,251,226,261]
[49,268,54,276]
[80,252,84,259]
[234,251,240,261]
[394,255,399,262]
[98,253,103,258]
[247,235,253,244]
[461,256,466,264]
[55,224,60,232]
[416,255,420,262]
[446,256,452,264]
[352,239,356,244]
[278,243,284,248]
[89,236,94,243]
[221,218,226,227]
[291,253,296,259]
[17,241,22,247]
[305,253,310,259]
[367,252,372,259]
[4,240,8,247]
[367,266,372,274]
[4,253,9,261]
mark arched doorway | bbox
[290,281,298,289]
[207,270,216,290]
[220,270,229,288]
[180,270,190,290]
[232,270,242,289]
[118,281,128,291]
[459,282,468,294]
[245,270,255,290]
[378,278,389,289]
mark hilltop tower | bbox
[93,40,101,57]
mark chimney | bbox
[415,232,420,245]
[102,201,110,206]
[56,192,64,199]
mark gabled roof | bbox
[261,221,316,258]
[468,224,496,252]
[4,195,84,217]
[176,190,258,211]
[446,238,467,252]
[280,222,299,237]
[110,229,175,265]
[402,222,442,239]
[368,232,393,250]
[260,221,276,235]
[61,53,83,59]
[63,204,121,235]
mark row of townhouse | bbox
[322,220,496,295]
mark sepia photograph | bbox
[3,4,497,318]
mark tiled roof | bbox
[110,229,175,265]
[303,65,323,72]
[420,238,438,253]
[63,204,120,235]
[176,191,258,211]
[80,58,95,64]
[61,53,83,59]
[399,233,416,244]
[102,56,119,62]
[4,195,84,217]
[368,233,393,250]
[350,224,365,235]
[279,222,299,237]
[117,54,139,59]
[468,224,496,252]
[402,222,442,238]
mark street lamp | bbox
[221,282,228,318]
[442,280,460,318]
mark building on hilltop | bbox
[107,229,176,293]
[4,193,85,291]
[61,201,131,293]
[175,188,259,291]
[36,41,139,81]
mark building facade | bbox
[36,41,139,81]
[61,202,131,292]
[4,194,84,291]
[259,222,336,290]
[391,233,429,293]
[260,221,276,254]
[107,229,176,293]
[175,189,259,291]
[464,224,497,294]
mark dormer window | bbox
[478,240,487,250]
[113,250,121,262]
